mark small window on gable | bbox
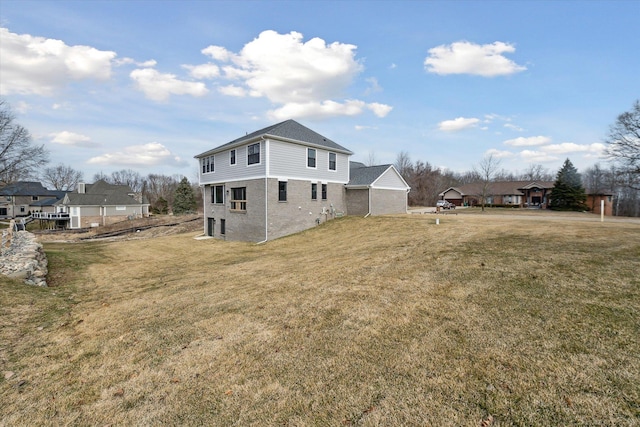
[248,143,260,165]
[307,148,316,168]
[230,149,236,165]
[329,152,336,171]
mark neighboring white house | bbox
[195,120,410,242]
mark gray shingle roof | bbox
[348,164,392,186]
[195,119,353,157]
[65,180,144,206]
[0,181,56,197]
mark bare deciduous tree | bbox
[0,99,49,184]
[41,163,84,191]
[605,100,640,181]
[474,154,501,211]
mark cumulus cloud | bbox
[520,150,558,163]
[0,27,116,96]
[87,142,185,166]
[504,136,551,146]
[438,117,480,132]
[183,63,220,79]
[49,131,95,147]
[115,57,157,68]
[485,148,514,158]
[424,41,526,77]
[542,142,605,155]
[268,99,367,121]
[130,68,208,102]
[194,30,391,119]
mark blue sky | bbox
[1,0,639,182]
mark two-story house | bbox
[0,181,64,218]
[195,120,409,242]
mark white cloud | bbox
[130,68,208,102]
[196,30,388,119]
[49,131,95,147]
[87,142,184,166]
[485,148,514,158]
[504,136,551,146]
[424,41,526,77]
[268,99,367,121]
[520,150,559,163]
[218,84,247,97]
[115,57,157,68]
[202,45,233,62]
[438,117,480,132]
[0,27,116,96]
[504,123,524,132]
[541,142,606,155]
[365,77,382,94]
[367,102,393,118]
[183,63,220,79]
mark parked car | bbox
[436,200,455,209]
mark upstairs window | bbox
[248,143,260,165]
[329,152,336,171]
[307,148,316,168]
[230,149,236,165]
[32,196,39,201]
[202,155,214,173]
[278,181,287,202]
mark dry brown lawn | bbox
[1,212,639,425]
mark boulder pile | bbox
[1,230,48,287]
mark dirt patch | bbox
[35,214,203,243]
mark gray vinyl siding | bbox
[269,140,350,183]
[199,141,266,185]
[373,168,409,190]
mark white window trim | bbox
[230,149,236,166]
[307,147,317,169]
[247,143,261,167]
[328,152,337,172]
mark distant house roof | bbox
[64,180,146,206]
[440,181,555,197]
[0,181,57,197]
[195,119,353,158]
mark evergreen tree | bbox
[172,177,197,214]
[550,158,587,211]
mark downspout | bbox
[200,184,206,235]
[257,136,269,244]
[364,185,372,218]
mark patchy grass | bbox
[1,213,639,425]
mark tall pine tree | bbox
[549,158,587,211]
[172,177,197,214]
